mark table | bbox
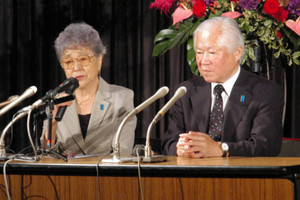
[0,156,300,200]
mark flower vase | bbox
[249,41,262,73]
[244,39,270,79]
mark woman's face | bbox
[60,46,102,89]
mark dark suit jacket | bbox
[162,68,284,156]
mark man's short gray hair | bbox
[193,16,244,57]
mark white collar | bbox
[211,66,240,96]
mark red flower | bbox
[264,0,280,15]
[193,0,206,18]
[272,7,289,22]
[276,30,283,38]
[230,0,238,3]
[150,0,177,14]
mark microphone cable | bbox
[136,146,145,200]
[3,159,14,200]
[4,112,19,154]
[96,148,113,200]
[0,183,7,199]
[26,108,39,161]
[21,174,32,199]
[46,175,60,200]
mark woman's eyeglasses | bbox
[60,54,95,70]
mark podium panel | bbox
[0,174,294,200]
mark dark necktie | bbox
[208,84,224,141]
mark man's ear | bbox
[234,46,243,62]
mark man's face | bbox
[195,30,242,83]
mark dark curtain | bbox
[0,0,298,153]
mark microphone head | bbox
[155,86,169,98]
[161,86,187,113]
[134,86,169,114]
[175,86,187,98]
[63,77,79,87]
[19,86,37,106]
[19,86,37,100]
[57,77,79,94]
[0,86,37,116]
[65,77,79,86]
[151,86,187,123]
[65,78,79,94]
[26,86,38,96]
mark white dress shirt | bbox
[211,67,241,111]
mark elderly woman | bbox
[42,22,136,156]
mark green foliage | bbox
[187,38,198,76]
[153,18,202,57]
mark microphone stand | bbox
[102,111,136,163]
[136,120,167,163]
[46,99,54,149]
[102,86,169,163]
[33,109,46,155]
[43,99,68,162]
[33,112,40,154]
[134,86,187,163]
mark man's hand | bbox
[176,131,223,158]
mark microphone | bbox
[55,79,79,121]
[0,86,37,117]
[31,77,79,109]
[102,86,169,163]
[0,95,19,108]
[128,86,169,117]
[152,86,187,123]
[53,77,79,95]
[143,86,187,162]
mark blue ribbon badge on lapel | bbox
[240,95,245,103]
[100,104,104,110]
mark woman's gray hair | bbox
[55,22,107,60]
[193,16,244,58]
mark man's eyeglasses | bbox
[60,54,95,70]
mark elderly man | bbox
[162,17,284,158]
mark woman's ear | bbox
[97,54,103,71]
